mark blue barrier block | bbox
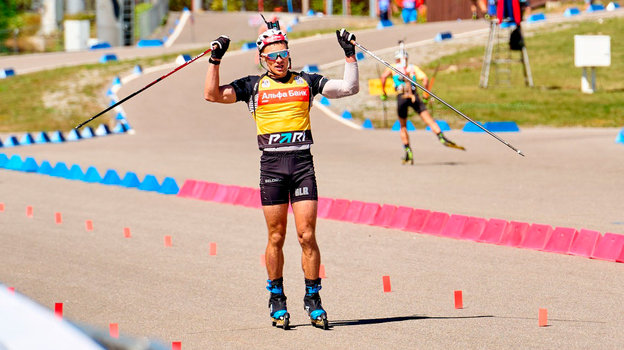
[1,68,16,79]
[307,9,315,16]
[51,162,70,178]
[109,99,117,107]
[356,52,365,61]
[362,119,374,129]
[101,169,122,185]
[564,7,581,16]
[527,13,546,22]
[6,155,23,170]
[34,131,50,144]
[587,3,605,11]
[19,133,35,145]
[241,42,257,51]
[113,122,127,134]
[95,124,111,136]
[37,160,53,175]
[607,2,621,10]
[391,120,416,131]
[0,153,8,167]
[80,127,95,139]
[435,32,453,42]
[138,174,160,191]
[302,65,320,73]
[376,19,394,29]
[84,166,102,183]
[115,112,125,120]
[50,131,65,143]
[21,157,38,172]
[462,121,486,132]
[112,76,121,86]
[319,96,330,106]
[175,19,180,25]
[106,89,114,97]
[121,172,141,188]
[99,54,118,63]
[3,136,19,147]
[168,28,174,34]
[162,36,168,42]
[425,120,451,132]
[341,110,353,119]
[286,25,293,32]
[133,65,143,75]
[483,121,520,132]
[89,42,111,50]
[158,177,180,194]
[66,129,82,141]
[136,39,164,48]
[69,164,85,180]
[615,128,624,144]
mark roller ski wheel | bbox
[438,133,466,151]
[309,311,329,330]
[271,311,290,330]
[402,147,414,165]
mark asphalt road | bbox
[1,11,623,350]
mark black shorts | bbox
[397,93,427,118]
[259,149,318,206]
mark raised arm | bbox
[320,29,360,99]
[204,35,237,103]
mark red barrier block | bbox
[538,308,548,327]
[244,188,262,208]
[123,227,131,238]
[327,199,350,221]
[356,203,381,225]
[569,229,600,257]
[460,217,487,241]
[109,323,119,338]
[177,179,197,198]
[233,187,254,206]
[209,242,217,256]
[421,212,450,235]
[454,290,463,309]
[542,227,577,254]
[0,203,4,212]
[388,206,414,230]
[164,235,172,247]
[382,276,391,293]
[85,220,94,232]
[440,214,468,239]
[317,197,334,218]
[403,209,431,233]
[26,206,33,218]
[343,200,364,222]
[478,218,508,243]
[372,204,397,227]
[498,221,529,247]
[172,341,181,350]
[212,185,230,203]
[55,212,62,224]
[54,302,63,319]
[199,182,219,201]
[591,233,624,262]
[520,223,553,250]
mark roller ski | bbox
[304,278,329,330]
[437,132,466,151]
[267,278,290,330]
[402,146,414,165]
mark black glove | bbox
[210,35,230,60]
[336,28,356,57]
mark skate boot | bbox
[402,146,414,165]
[267,278,290,330]
[303,278,329,330]
[437,132,466,151]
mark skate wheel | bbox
[283,317,290,330]
[322,318,329,330]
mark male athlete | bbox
[381,42,464,164]
[204,18,359,329]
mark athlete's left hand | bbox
[336,28,356,57]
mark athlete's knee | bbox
[267,228,286,248]
[297,227,317,250]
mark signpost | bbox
[574,35,611,94]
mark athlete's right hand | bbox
[210,35,230,59]
[380,94,388,101]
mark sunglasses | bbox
[262,49,290,61]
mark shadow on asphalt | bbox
[286,314,493,330]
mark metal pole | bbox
[352,40,525,157]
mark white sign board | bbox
[575,35,611,67]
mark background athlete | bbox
[203,18,359,329]
[381,43,464,164]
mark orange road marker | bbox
[172,341,182,350]
[55,212,62,224]
[382,276,392,293]
[54,302,63,319]
[123,227,131,238]
[85,220,93,231]
[539,308,548,327]
[164,235,172,247]
[0,203,5,212]
[209,242,217,256]
[454,290,463,309]
[109,323,119,338]
[7,287,15,294]
[26,206,33,218]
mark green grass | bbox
[423,17,624,127]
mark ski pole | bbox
[351,40,525,157]
[74,47,213,130]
